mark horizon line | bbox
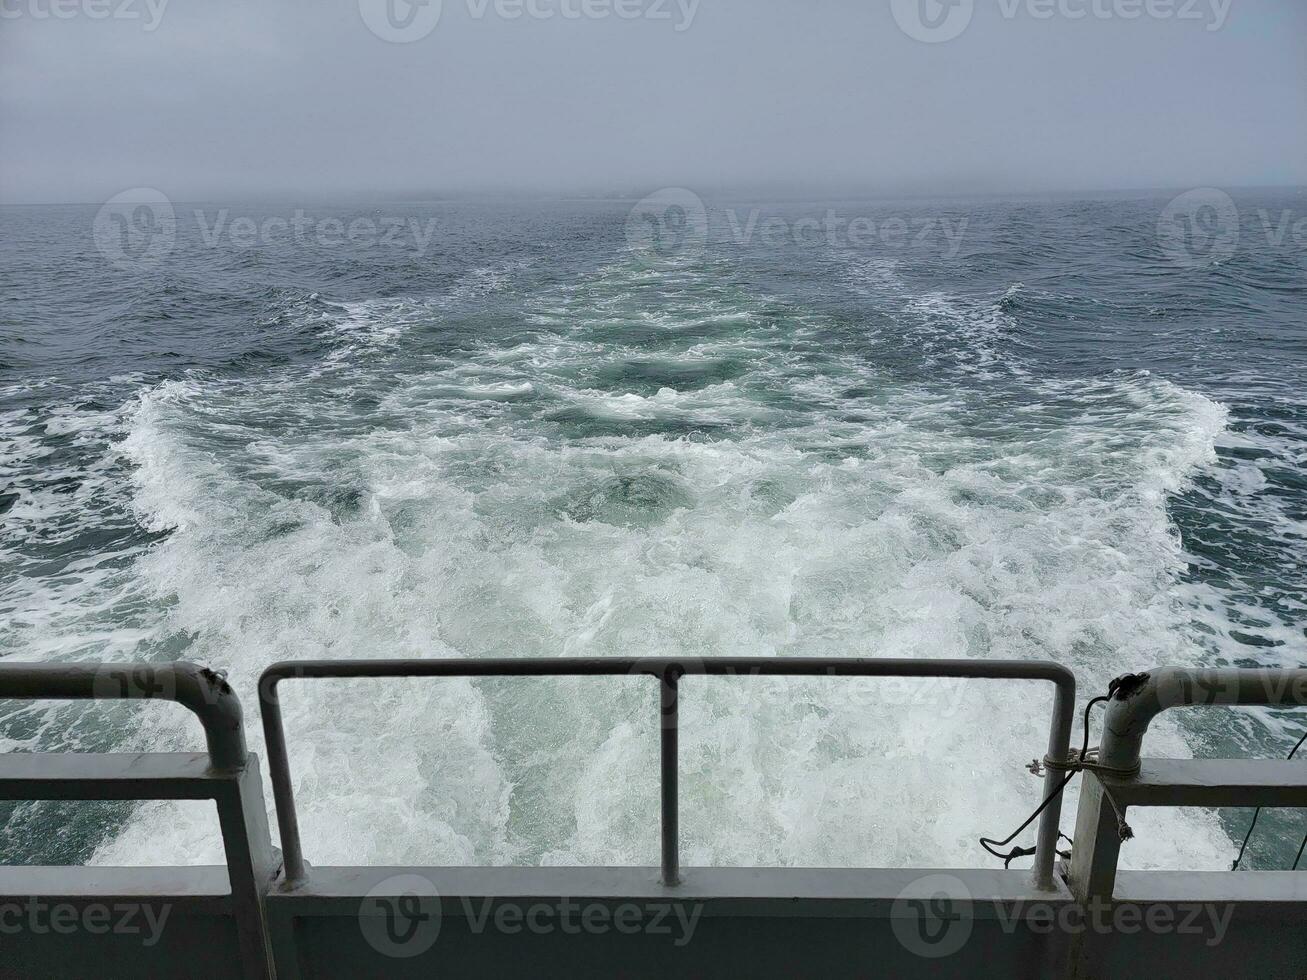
[3,181,1306,208]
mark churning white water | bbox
[62,253,1242,874]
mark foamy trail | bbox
[80,253,1240,873]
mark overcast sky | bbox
[1,0,1304,203]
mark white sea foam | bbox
[78,254,1248,876]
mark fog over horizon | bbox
[1,0,1304,205]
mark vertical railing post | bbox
[1068,679,1147,904]
[1033,674,1076,891]
[259,670,308,888]
[215,759,278,979]
[1067,772,1126,902]
[660,666,680,886]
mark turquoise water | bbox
[1,191,1304,871]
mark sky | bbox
[1,0,1304,203]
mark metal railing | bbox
[1069,666,1307,902]
[258,656,1076,890]
[0,661,248,770]
[5,658,1307,976]
[0,661,276,979]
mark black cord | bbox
[1231,726,1307,871]
[978,693,1111,866]
[1294,833,1307,872]
[1231,808,1263,870]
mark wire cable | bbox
[1231,726,1307,871]
[978,693,1112,866]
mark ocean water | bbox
[1,190,1304,873]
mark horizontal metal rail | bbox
[1097,759,1307,808]
[258,657,1076,891]
[0,661,247,771]
[0,661,274,978]
[1099,667,1307,772]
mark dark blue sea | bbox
[1,189,1304,871]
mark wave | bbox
[65,255,1243,876]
